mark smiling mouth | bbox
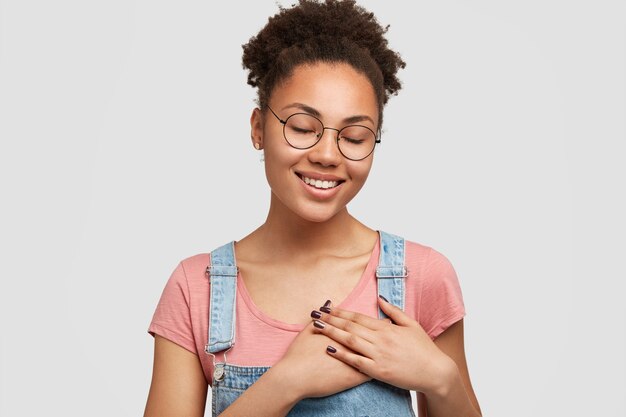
[296,174,344,190]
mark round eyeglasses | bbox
[267,106,380,161]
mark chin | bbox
[300,213,335,223]
[293,204,344,224]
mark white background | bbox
[1,0,624,416]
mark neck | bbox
[248,193,375,260]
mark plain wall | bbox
[1,0,624,415]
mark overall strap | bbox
[204,241,238,355]
[376,231,408,319]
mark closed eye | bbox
[292,126,317,134]
[340,136,366,144]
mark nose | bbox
[307,127,342,166]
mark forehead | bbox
[271,62,379,125]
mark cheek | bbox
[263,125,300,161]
[264,142,300,169]
[262,143,300,186]
[347,160,373,183]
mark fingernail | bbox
[313,319,325,329]
[379,295,389,303]
[320,306,331,314]
[310,310,322,319]
[323,299,331,308]
[326,345,336,354]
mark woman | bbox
[144,1,481,416]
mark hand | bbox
[309,297,454,394]
[272,310,372,400]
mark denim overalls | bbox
[205,231,416,416]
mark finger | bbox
[377,295,415,327]
[312,319,377,358]
[312,310,378,344]
[323,305,391,331]
[325,344,377,376]
[319,299,333,315]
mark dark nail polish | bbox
[323,299,331,308]
[313,319,325,329]
[379,295,389,303]
[320,306,331,314]
[310,310,322,319]
[326,345,337,354]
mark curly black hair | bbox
[241,0,406,128]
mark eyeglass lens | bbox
[283,113,376,160]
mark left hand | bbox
[310,297,454,394]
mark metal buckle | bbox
[375,266,408,278]
[213,365,225,382]
[205,265,239,279]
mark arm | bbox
[305,300,481,417]
[417,319,482,417]
[145,322,370,417]
[217,362,301,417]
[143,336,301,417]
[221,318,374,416]
[143,335,208,417]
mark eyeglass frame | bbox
[266,105,381,161]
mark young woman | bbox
[144,1,481,416]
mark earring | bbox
[254,143,260,150]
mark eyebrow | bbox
[281,102,376,126]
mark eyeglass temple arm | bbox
[266,106,287,124]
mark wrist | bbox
[423,355,459,399]
[264,363,305,405]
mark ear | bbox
[250,108,264,150]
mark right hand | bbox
[271,319,372,400]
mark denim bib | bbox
[205,231,416,416]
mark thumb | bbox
[378,295,414,327]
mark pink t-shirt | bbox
[147,239,465,386]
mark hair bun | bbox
[242,0,405,124]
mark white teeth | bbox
[301,175,339,189]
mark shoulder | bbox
[156,253,211,303]
[403,239,465,338]
[404,239,433,262]
[178,253,211,277]
[404,239,461,296]
[401,238,454,275]
[376,231,450,272]
[170,253,212,291]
